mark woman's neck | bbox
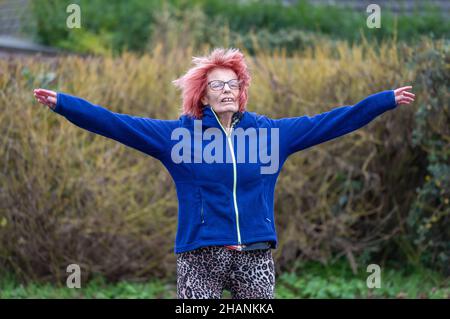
[216,111,233,130]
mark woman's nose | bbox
[223,83,231,92]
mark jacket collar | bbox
[201,105,246,130]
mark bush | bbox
[28,0,163,54]
[0,39,448,283]
[407,41,450,274]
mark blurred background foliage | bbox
[0,0,448,297]
[25,0,449,55]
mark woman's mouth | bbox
[221,97,234,103]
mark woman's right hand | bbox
[33,88,58,110]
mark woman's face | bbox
[201,68,240,114]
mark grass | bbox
[1,260,448,299]
[275,260,450,299]
[0,273,176,299]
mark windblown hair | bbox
[172,48,251,118]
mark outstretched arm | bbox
[271,86,415,157]
[33,88,179,160]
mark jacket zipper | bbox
[200,197,205,224]
[210,108,242,245]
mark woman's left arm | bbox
[271,86,415,157]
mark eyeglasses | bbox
[207,79,241,91]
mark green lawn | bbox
[1,261,448,299]
[275,261,449,299]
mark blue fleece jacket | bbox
[52,90,397,253]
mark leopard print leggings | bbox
[176,246,275,299]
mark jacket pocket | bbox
[261,181,274,231]
[198,188,205,224]
[261,180,271,222]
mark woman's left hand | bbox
[394,86,415,106]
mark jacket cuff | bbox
[51,92,64,114]
[389,90,397,108]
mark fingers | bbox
[33,93,54,108]
[394,86,413,94]
[396,95,415,105]
[34,91,48,105]
[401,96,415,103]
[35,96,50,107]
[394,86,415,106]
[34,92,47,104]
[33,88,57,109]
[34,88,56,97]
[402,91,415,98]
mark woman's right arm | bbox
[33,88,179,160]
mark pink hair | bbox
[172,48,251,119]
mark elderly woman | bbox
[33,48,414,299]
